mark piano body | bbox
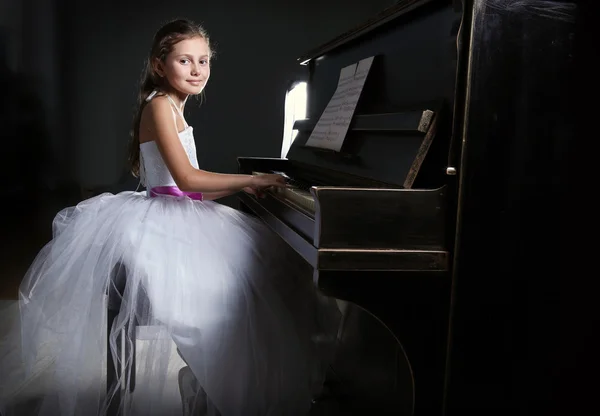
[239,1,459,413]
[238,0,576,414]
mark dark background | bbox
[0,0,397,201]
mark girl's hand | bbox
[250,174,286,190]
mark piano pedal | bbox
[311,373,345,403]
[309,397,342,416]
[310,391,354,416]
[310,382,343,414]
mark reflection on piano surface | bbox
[237,1,461,414]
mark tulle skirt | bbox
[0,191,341,416]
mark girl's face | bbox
[157,36,211,98]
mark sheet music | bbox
[306,56,374,152]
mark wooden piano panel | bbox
[313,186,447,250]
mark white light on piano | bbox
[281,81,307,158]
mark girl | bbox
[0,19,339,416]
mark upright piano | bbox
[237,0,577,414]
[239,1,460,414]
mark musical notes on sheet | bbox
[306,56,374,152]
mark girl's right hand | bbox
[250,174,286,190]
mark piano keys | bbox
[251,171,316,213]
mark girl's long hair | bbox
[128,19,211,177]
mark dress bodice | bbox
[139,92,199,190]
[139,127,199,190]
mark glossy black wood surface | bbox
[441,1,578,415]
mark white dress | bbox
[0,96,340,416]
